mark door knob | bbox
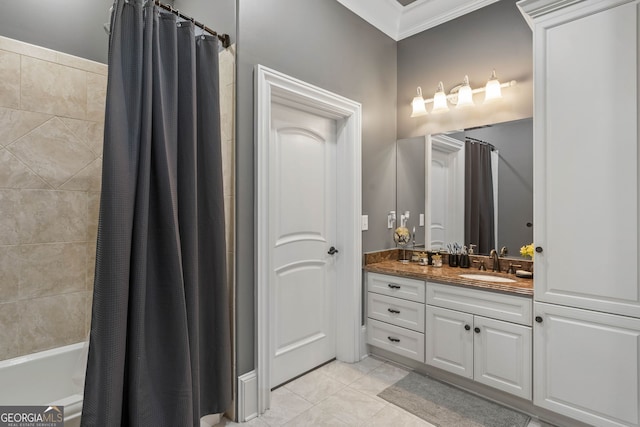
[328,246,339,255]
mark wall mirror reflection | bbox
[396,117,533,258]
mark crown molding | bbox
[337,0,502,40]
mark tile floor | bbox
[216,356,547,427]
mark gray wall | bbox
[0,0,113,63]
[397,0,532,138]
[174,0,236,44]
[236,0,398,375]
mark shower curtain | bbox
[464,141,496,254]
[82,1,231,426]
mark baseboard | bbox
[237,370,258,422]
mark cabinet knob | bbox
[464,324,471,331]
[535,316,543,323]
[535,246,543,253]
[474,327,481,333]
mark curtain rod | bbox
[154,1,230,48]
[465,136,497,151]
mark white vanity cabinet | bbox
[518,0,640,424]
[366,272,426,362]
[426,283,532,400]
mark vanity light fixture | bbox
[410,69,517,117]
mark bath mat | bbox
[378,372,530,427]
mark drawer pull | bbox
[387,308,400,314]
[387,284,401,289]
[387,336,400,343]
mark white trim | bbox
[336,0,501,40]
[255,65,362,415]
[237,371,258,422]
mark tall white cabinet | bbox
[518,0,640,426]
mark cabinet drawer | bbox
[368,272,425,303]
[367,292,425,333]
[367,318,425,362]
[427,282,532,326]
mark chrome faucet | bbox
[490,249,501,273]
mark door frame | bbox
[255,65,362,414]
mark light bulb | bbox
[456,75,474,108]
[410,87,427,117]
[484,69,502,103]
[432,81,449,113]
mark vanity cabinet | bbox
[518,0,640,424]
[426,283,532,400]
[366,272,426,362]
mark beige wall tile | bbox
[222,138,234,197]
[0,36,57,62]
[55,51,107,76]
[0,246,20,303]
[0,190,21,245]
[86,73,107,122]
[59,117,104,156]
[60,157,103,192]
[18,243,87,299]
[0,50,21,109]
[0,149,49,189]
[8,117,96,188]
[0,107,51,147]
[86,241,96,291]
[21,56,87,119]
[18,291,88,355]
[87,191,100,242]
[225,195,234,255]
[0,301,21,360]
[18,189,87,244]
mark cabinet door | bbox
[534,302,640,427]
[473,316,532,400]
[425,306,473,378]
[533,0,640,317]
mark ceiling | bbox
[336,0,501,41]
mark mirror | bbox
[396,118,533,258]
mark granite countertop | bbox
[364,260,533,297]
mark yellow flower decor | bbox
[520,243,534,259]
[394,227,411,246]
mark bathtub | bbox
[0,342,87,427]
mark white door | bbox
[425,305,473,378]
[427,135,464,251]
[473,316,531,400]
[534,302,640,427]
[269,102,337,388]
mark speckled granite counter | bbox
[364,260,533,297]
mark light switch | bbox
[361,215,368,231]
[419,213,425,226]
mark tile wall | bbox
[0,36,106,361]
[0,36,236,364]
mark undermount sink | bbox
[459,274,517,283]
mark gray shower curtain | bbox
[82,1,231,426]
[465,141,495,254]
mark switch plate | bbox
[419,213,425,226]
[388,211,396,229]
[361,215,368,231]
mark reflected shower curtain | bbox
[465,141,496,254]
[82,1,231,426]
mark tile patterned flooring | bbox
[216,356,548,427]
